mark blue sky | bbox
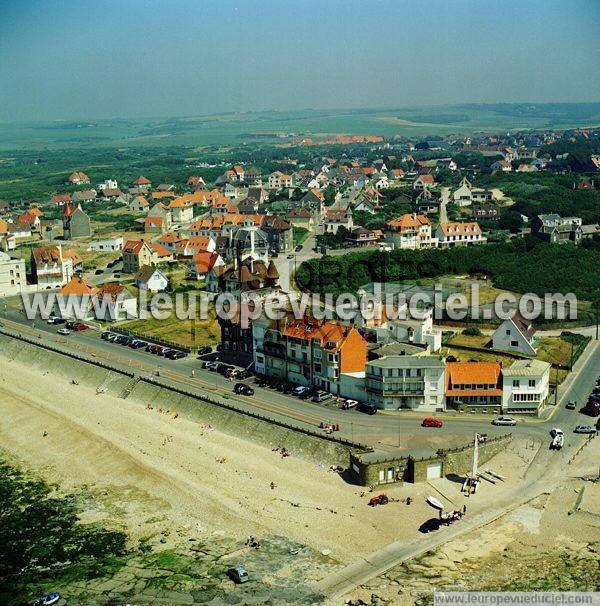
[0,0,598,122]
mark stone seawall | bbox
[0,334,363,466]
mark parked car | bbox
[287,253,294,259]
[357,402,377,415]
[33,592,61,606]
[492,416,517,426]
[234,383,254,396]
[422,417,443,428]
[227,565,249,584]
[582,401,600,416]
[205,361,219,371]
[574,424,595,434]
[129,340,147,349]
[47,316,63,325]
[312,390,332,403]
[57,328,71,336]
[550,427,563,438]
[566,400,577,410]
[197,346,212,356]
[236,369,253,380]
[342,399,358,410]
[292,385,310,398]
[101,331,112,340]
[72,323,88,331]
[166,350,187,360]
[295,244,303,252]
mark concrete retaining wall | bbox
[0,333,365,466]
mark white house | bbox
[95,283,138,321]
[452,177,472,206]
[268,171,293,189]
[88,237,124,252]
[502,359,550,415]
[0,253,26,297]
[492,312,537,356]
[97,179,118,191]
[169,197,194,224]
[136,265,169,292]
[435,222,486,247]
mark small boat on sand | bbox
[426,496,444,511]
[33,592,61,606]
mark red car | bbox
[422,417,443,428]
[72,323,88,331]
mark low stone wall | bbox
[350,434,512,486]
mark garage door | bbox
[427,462,442,480]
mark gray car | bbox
[227,565,249,583]
[574,425,595,434]
[492,416,516,426]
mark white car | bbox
[550,427,563,438]
[574,425,595,434]
[57,328,71,336]
[492,416,517,426]
[342,399,358,410]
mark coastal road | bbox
[2,298,599,452]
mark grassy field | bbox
[118,311,220,348]
[2,103,599,152]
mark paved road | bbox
[314,340,600,598]
[2,296,599,453]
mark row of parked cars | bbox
[253,376,378,413]
[100,332,189,360]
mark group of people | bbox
[272,446,290,458]
[319,421,341,434]
[146,403,179,419]
[245,536,261,549]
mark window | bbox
[511,340,519,347]
[513,380,520,387]
[506,329,511,336]
[528,379,536,387]
[314,363,321,373]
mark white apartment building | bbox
[0,253,26,297]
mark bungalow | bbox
[136,265,169,292]
[72,189,97,204]
[471,203,499,221]
[452,177,472,206]
[96,188,123,201]
[492,312,537,356]
[88,237,124,252]
[445,361,502,412]
[52,193,72,206]
[17,210,41,230]
[346,227,379,246]
[435,222,486,247]
[531,214,583,244]
[435,158,457,171]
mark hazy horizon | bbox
[1,0,599,123]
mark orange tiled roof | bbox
[446,361,502,396]
[438,222,482,237]
[59,275,97,296]
[386,213,430,232]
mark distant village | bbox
[0,126,598,416]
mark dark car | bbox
[167,350,188,360]
[101,331,112,340]
[357,402,377,415]
[234,383,254,396]
[65,321,76,329]
[419,518,441,534]
[236,369,253,380]
[197,346,213,356]
[114,335,128,345]
[217,363,235,375]
[129,340,147,349]
[295,244,303,252]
